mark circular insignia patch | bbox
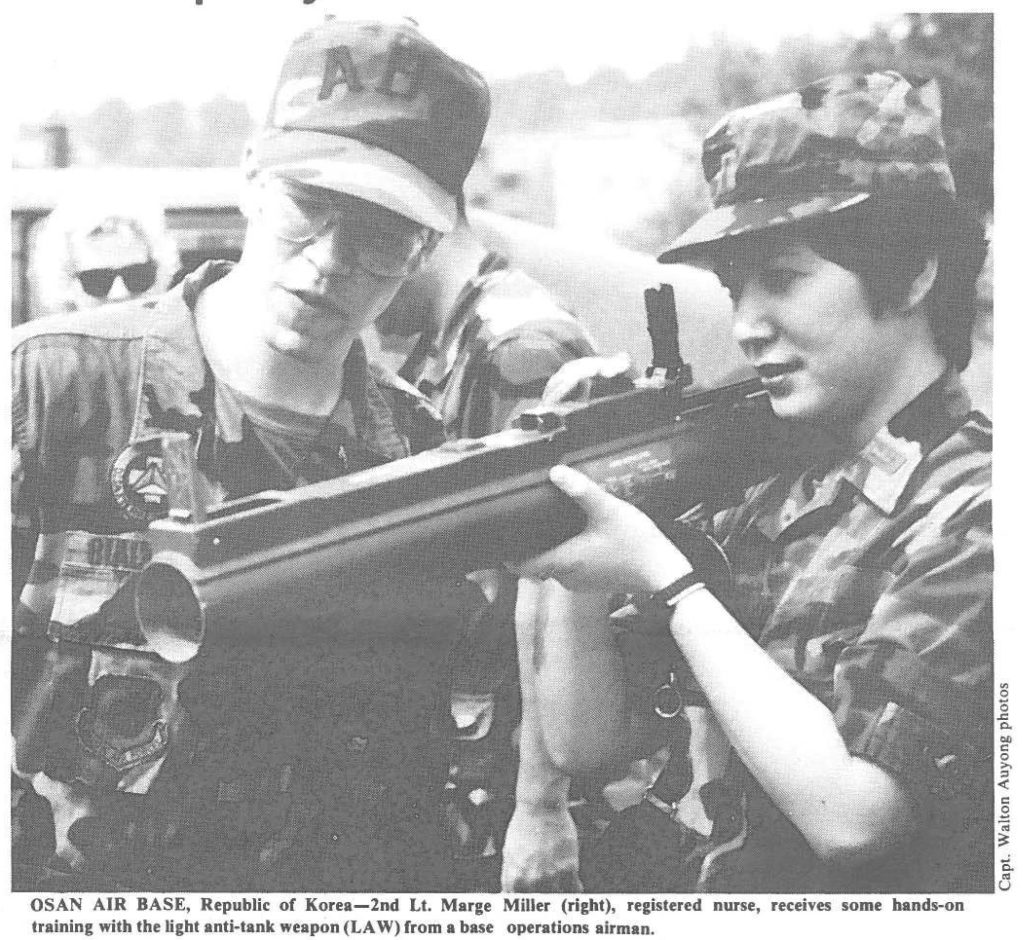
[110,439,169,523]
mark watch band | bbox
[636,571,706,620]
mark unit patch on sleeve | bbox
[110,438,171,524]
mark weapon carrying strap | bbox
[644,677,700,815]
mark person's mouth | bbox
[288,288,345,317]
[274,286,354,336]
[755,361,801,388]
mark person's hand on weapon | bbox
[513,467,919,872]
[515,466,689,593]
[539,352,634,406]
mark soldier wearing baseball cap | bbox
[12,18,492,891]
[508,71,992,893]
[252,17,488,233]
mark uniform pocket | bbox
[762,564,897,691]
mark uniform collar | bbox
[843,368,971,514]
[130,261,228,442]
[835,425,924,516]
[167,261,425,463]
[180,258,235,310]
[756,370,972,537]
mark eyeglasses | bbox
[77,261,157,298]
[262,178,436,278]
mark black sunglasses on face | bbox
[76,261,157,298]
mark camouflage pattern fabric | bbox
[403,252,599,439]
[696,370,992,891]
[660,71,957,263]
[255,18,490,234]
[10,261,481,891]
[400,252,597,885]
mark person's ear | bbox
[894,255,938,315]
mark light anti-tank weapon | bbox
[134,285,782,662]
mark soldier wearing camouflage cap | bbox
[660,71,956,259]
[12,18,492,891]
[508,71,992,893]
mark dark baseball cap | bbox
[252,18,490,233]
[659,71,956,264]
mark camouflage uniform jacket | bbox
[696,369,993,892]
[399,251,598,439]
[11,261,478,892]
[397,252,597,874]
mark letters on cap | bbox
[254,19,490,233]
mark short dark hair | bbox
[798,195,988,371]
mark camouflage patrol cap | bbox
[252,18,490,233]
[659,71,956,264]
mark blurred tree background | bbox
[21,95,257,169]
[846,12,993,210]
[487,12,992,207]
[12,11,993,411]
[483,12,992,251]
[17,13,992,216]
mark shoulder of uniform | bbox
[10,277,212,351]
[471,269,585,337]
[12,297,163,352]
[12,286,207,396]
[960,409,992,453]
[919,409,992,494]
[889,413,992,561]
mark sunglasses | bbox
[77,261,157,298]
[263,179,436,278]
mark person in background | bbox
[12,17,490,892]
[378,194,600,437]
[506,71,992,893]
[30,189,179,317]
[376,192,601,888]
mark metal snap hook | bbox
[654,670,684,719]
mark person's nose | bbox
[731,282,778,354]
[301,223,357,279]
